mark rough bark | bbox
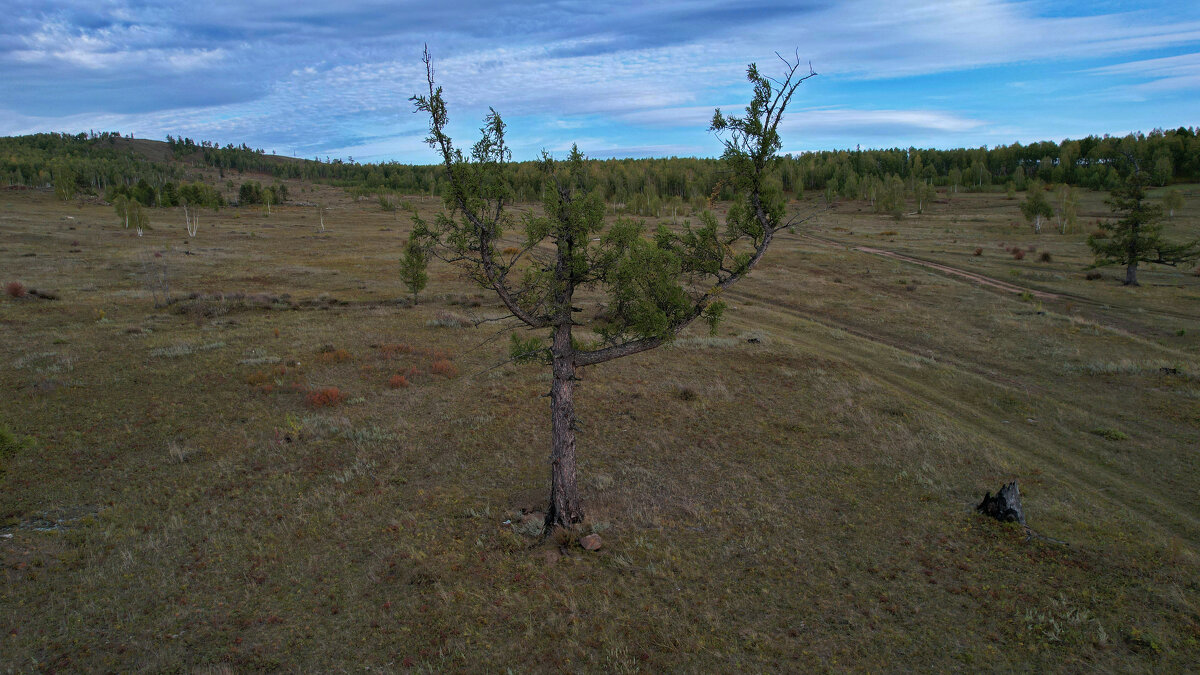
[1124,261,1139,286]
[1125,221,1140,286]
[545,322,582,530]
[977,480,1026,526]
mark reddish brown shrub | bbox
[424,347,452,361]
[429,359,459,378]
[387,374,410,389]
[379,343,415,357]
[973,247,983,256]
[305,387,347,408]
[316,348,352,363]
[5,281,26,298]
[1011,249,1025,261]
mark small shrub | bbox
[674,384,697,401]
[880,230,898,236]
[246,369,271,386]
[1085,270,1102,281]
[973,247,983,256]
[424,347,452,361]
[316,347,352,363]
[1039,252,1052,263]
[1011,249,1025,261]
[5,281,26,298]
[379,343,415,357]
[388,374,410,389]
[1090,230,1108,239]
[502,246,520,256]
[1090,427,1129,441]
[0,423,34,478]
[306,387,347,408]
[430,359,459,377]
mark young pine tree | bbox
[411,48,817,531]
[1088,173,1199,286]
[398,236,429,305]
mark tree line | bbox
[4,127,1199,211]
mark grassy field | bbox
[2,181,1199,671]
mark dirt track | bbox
[852,246,1060,300]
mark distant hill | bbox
[3,126,1198,212]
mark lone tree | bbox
[1088,172,1199,286]
[411,48,818,531]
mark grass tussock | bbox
[1066,359,1194,379]
[426,310,472,328]
[149,341,226,358]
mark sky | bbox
[1,0,1198,163]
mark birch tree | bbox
[1021,181,1053,234]
[1164,188,1183,219]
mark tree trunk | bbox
[1125,222,1140,286]
[1124,261,1139,286]
[545,322,583,531]
[977,480,1025,526]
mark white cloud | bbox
[3,0,1199,159]
[8,18,226,72]
[782,108,984,134]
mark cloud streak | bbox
[0,0,1197,160]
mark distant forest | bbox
[2,127,1198,215]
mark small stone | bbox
[579,533,602,551]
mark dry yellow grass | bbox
[1,183,1198,670]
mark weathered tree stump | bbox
[977,480,1026,526]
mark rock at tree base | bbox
[579,534,602,551]
[977,480,1026,526]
